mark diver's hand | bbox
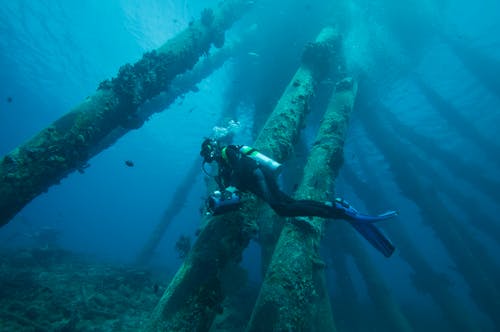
[221,186,240,200]
[225,186,238,193]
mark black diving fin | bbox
[350,222,395,257]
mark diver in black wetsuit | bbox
[200,138,398,257]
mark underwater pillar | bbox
[324,163,413,331]
[143,207,259,332]
[0,0,252,228]
[245,77,358,332]
[336,218,413,331]
[381,106,500,238]
[442,34,500,97]
[144,27,341,332]
[342,165,480,332]
[326,235,364,332]
[254,25,342,278]
[136,162,201,265]
[359,103,500,330]
[135,31,254,265]
[412,76,500,170]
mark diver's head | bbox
[200,138,220,163]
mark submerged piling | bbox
[246,76,357,332]
[0,0,252,227]
[339,228,413,332]
[144,27,341,331]
[342,164,479,332]
[326,236,364,332]
[443,34,500,98]
[136,162,201,265]
[412,76,500,170]
[382,106,500,238]
[358,99,500,330]
[135,34,250,266]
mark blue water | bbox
[1,0,499,331]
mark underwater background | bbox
[0,0,499,331]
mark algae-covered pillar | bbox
[442,34,500,98]
[246,77,357,332]
[358,102,500,330]
[342,165,480,332]
[135,38,245,266]
[334,217,413,331]
[381,107,500,237]
[144,27,340,332]
[326,237,363,332]
[0,0,252,227]
[412,76,500,170]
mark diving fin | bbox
[350,222,395,257]
[334,198,397,223]
[350,210,398,224]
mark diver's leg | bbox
[252,168,397,221]
[250,168,306,215]
[247,168,340,217]
[252,168,274,202]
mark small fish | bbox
[6,96,12,103]
[77,163,91,174]
[247,51,260,57]
[125,160,134,167]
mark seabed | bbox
[0,247,166,331]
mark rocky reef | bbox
[0,247,168,331]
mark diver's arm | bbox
[215,174,226,191]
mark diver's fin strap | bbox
[334,198,397,223]
[350,210,398,223]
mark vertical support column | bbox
[358,100,500,330]
[342,165,480,332]
[246,77,357,332]
[144,27,340,332]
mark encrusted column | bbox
[358,98,500,330]
[0,0,252,227]
[246,77,357,332]
[144,27,340,332]
[342,165,479,332]
[134,25,254,266]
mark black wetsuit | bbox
[216,145,347,219]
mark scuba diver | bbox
[200,138,398,257]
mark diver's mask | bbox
[200,138,219,162]
[200,138,220,175]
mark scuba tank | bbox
[239,146,282,174]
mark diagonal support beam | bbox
[245,76,357,332]
[0,0,252,227]
[144,26,340,332]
